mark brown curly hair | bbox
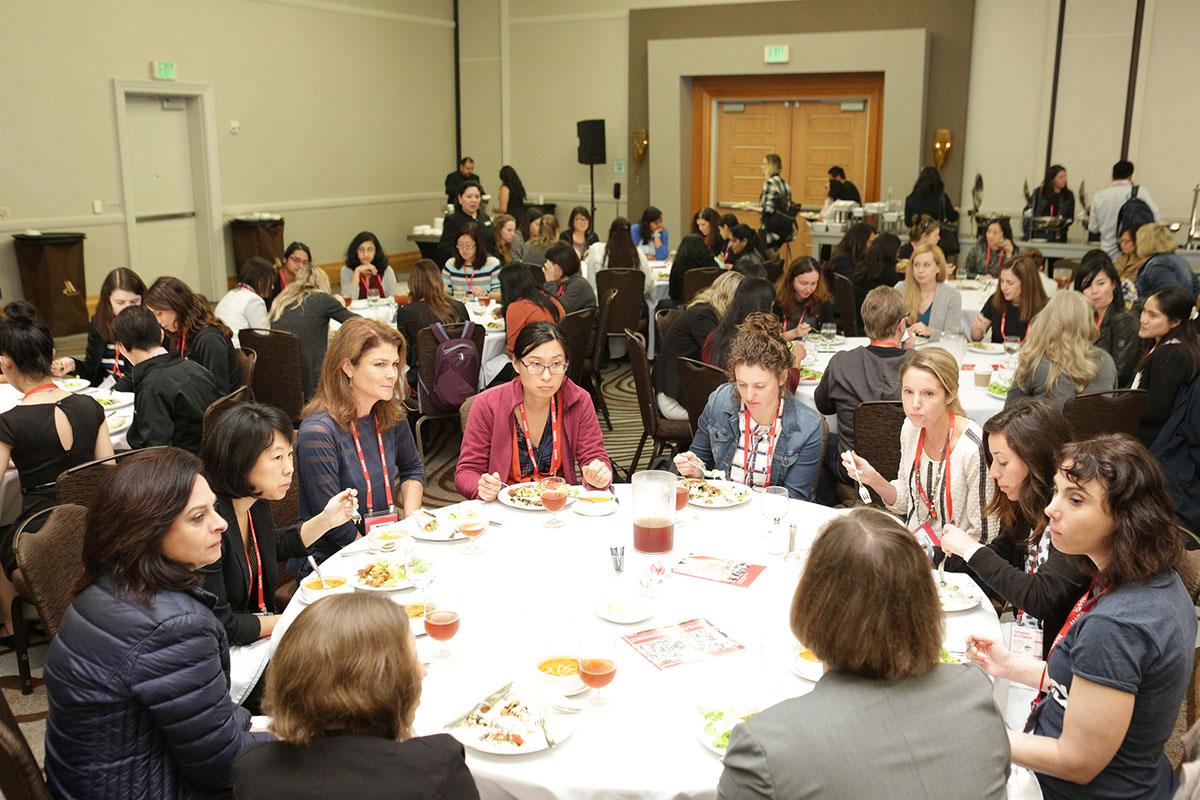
[726,311,792,378]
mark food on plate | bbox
[486,321,504,330]
[797,648,819,663]
[303,577,346,591]
[456,691,543,749]
[936,579,978,608]
[987,380,1010,397]
[968,341,1005,353]
[355,559,410,588]
[938,647,969,664]
[404,602,434,619]
[538,657,580,677]
[505,481,580,508]
[685,479,749,506]
[95,397,119,406]
[797,368,823,382]
[698,706,759,750]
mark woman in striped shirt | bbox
[443,223,501,300]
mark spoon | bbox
[307,556,327,588]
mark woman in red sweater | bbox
[456,322,612,500]
[499,263,564,356]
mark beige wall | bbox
[0,0,456,303]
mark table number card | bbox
[671,555,765,588]
[622,618,744,670]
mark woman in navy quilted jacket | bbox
[43,447,266,800]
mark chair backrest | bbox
[202,385,250,441]
[236,346,257,396]
[852,401,907,482]
[764,258,784,285]
[595,269,644,334]
[623,329,660,433]
[239,328,304,424]
[0,685,49,800]
[55,447,165,507]
[415,321,487,415]
[832,273,858,337]
[591,288,619,369]
[1063,389,1148,439]
[558,307,597,387]
[682,267,723,305]
[13,504,88,640]
[678,357,728,434]
[270,475,300,530]
[655,308,681,348]
[459,394,478,432]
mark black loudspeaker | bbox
[613,182,621,200]
[577,119,606,165]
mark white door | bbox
[125,95,201,289]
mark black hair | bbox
[910,166,944,198]
[111,305,163,351]
[857,233,901,283]
[718,213,738,231]
[238,257,277,297]
[512,321,570,363]
[1041,164,1067,196]
[457,180,483,202]
[1119,221,1143,244]
[1112,160,1134,180]
[1074,250,1125,309]
[499,165,525,197]
[828,166,847,180]
[498,263,561,322]
[733,260,767,280]
[602,217,640,269]
[708,277,777,369]
[345,231,389,272]
[284,241,312,262]
[730,224,763,258]
[0,301,53,377]
[637,207,662,245]
[979,217,1015,247]
[1144,286,1200,378]
[544,241,581,278]
[201,403,294,498]
[831,222,876,265]
[567,206,593,235]
[458,156,474,167]
[673,234,713,273]
[517,207,543,241]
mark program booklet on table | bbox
[622,618,743,670]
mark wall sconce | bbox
[632,128,649,184]
[933,129,953,171]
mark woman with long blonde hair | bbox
[269,263,357,401]
[1005,292,1116,410]
[902,243,961,338]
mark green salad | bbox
[698,706,759,750]
[797,368,823,382]
[987,381,1010,396]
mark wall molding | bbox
[0,213,126,234]
[243,0,455,28]
[509,10,627,24]
[222,192,443,216]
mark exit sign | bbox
[764,45,790,64]
[151,60,177,81]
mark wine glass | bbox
[367,287,381,308]
[457,506,486,555]
[674,479,690,527]
[760,486,789,542]
[408,552,436,620]
[579,639,617,709]
[424,586,459,665]
[541,476,568,528]
[1003,336,1021,366]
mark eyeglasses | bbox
[288,255,311,266]
[520,360,568,375]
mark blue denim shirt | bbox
[689,383,824,501]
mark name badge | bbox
[914,521,941,549]
[364,508,398,534]
[1010,623,1044,660]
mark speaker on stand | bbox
[577,119,606,224]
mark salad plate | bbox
[696,706,759,759]
[936,575,984,612]
[685,479,751,509]
[107,415,132,435]
[795,368,823,385]
[351,558,416,592]
[498,481,579,511]
[447,685,578,755]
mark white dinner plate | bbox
[796,370,823,386]
[937,578,984,612]
[448,686,579,755]
[53,377,90,392]
[410,504,482,542]
[595,595,655,625]
[685,479,752,509]
[968,342,1005,354]
[572,492,618,516]
[350,559,414,592]
[82,389,134,412]
[696,706,760,761]
[498,482,578,512]
[986,388,1010,401]
[106,415,132,435]
[792,649,824,682]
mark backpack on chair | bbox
[1116,185,1156,233]
[421,322,480,414]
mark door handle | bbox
[134,211,196,223]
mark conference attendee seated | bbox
[512,208,542,260]
[199,404,357,649]
[826,164,861,204]
[844,347,994,541]
[295,318,425,577]
[214,257,274,347]
[144,275,241,394]
[1133,285,1200,448]
[897,213,941,261]
[493,213,517,265]
[717,508,1010,800]
[717,213,739,263]
[968,436,1194,800]
[498,263,564,362]
[963,218,1017,278]
[583,216,651,294]
[631,206,669,261]
[270,263,358,401]
[940,400,1090,662]
[851,233,901,325]
[232,594,480,800]
[113,305,220,454]
[653,272,742,421]
[44,448,266,799]
[561,205,599,260]
[676,313,824,501]
[0,302,113,641]
[692,207,723,257]
[1074,250,1139,387]
[51,267,144,386]
[702,277,778,368]
[437,180,495,265]
[727,224,766,274]
[814,287,907,482]
[456,322,612,500]
[902,243,961,338]
[970,256,1048,344]
[828,221,875,281]
[442,223,502,299]
[270,241,313,305]
[775,255,835,340]
[341,230,400,301]
[1088,159,1158,259]
[1004,292,1117,410]
[668,233,720,305]
[542,241,597,314]
[514,213,557,267]
[1113,223,1146,284]
[395,259,468,390]
[1135,222,1200,301]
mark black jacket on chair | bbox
[127,351,220,454]
[185,325,241,396]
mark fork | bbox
[845,451,872,504]
[538,715,556,748]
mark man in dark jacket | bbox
[444,156,483,206]
[113,305,220,453]
[828,165,862,204]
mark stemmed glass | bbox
[367,287,381,309]
[579,639,617,710]
[1003,336,1021,366]
[541,476,568,528]
[760,486,789,545]
[424,586,459,664]
[408,552,436,622]
[674,479,690,527]
[458,510,486,555]
[820,323,838,352]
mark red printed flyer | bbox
[671,555,765,588]
[621,618,744,670]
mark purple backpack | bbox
[420,322,480,413]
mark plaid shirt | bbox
[728,401,781,490]
[759,174,790,216]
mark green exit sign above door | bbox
[150,60,177,81]
[763,45,789,64]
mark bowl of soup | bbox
[300,575,353,604]
[535,653,586,695]
[367,521,410,552]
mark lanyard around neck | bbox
[517,395,560,481]
[350,415,393,514]
[244,512,265,612]
[22,383,57,400]
[742,398,782,487]
[914,413,955,522]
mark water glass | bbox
[760,486,789,543]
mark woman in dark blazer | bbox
[1074,250,1139,387]
[903,166,960,258]
[1133,286,1200,447]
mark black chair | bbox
[831,273,858,337]
[596,268,646,341]
[1062,389,1148,439]
[682,267,722,305]
[413,322,487,462]
[558,307,597,388]
[677,357,728,435]
[852,401,907,496]
[655,307,681,350]
[625,330,692,472]
[201,385,249,441]
[240,329,304,425]
[583,288,619,430]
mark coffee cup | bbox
[974,364,993,387]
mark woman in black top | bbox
[728,224,766,274]
[496,164,526,218]
[692,207,722,256]
[51,267,145,386]
[1133,286,1200,447]
[970,256,1047,344]
[542,241,597,314]
[1075,250,1139,387]
[395,260,468,389]
[270,241,313,306]
[0,302,112,637]
[199,403,356,648]
[560,206,599,260]
[903,166,960,257]
[829,222,875,282]
[669,234,717,304]
[143,275,242,394]
[776,256,835,340]
[854,233,902,326]
[1024,164,1075,242]
[437,180,495,265]
[941,399,1090,660]
[702,277,776,367]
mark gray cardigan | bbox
[896,281,962,336]
[1004,349,1118,410]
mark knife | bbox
[444,680,513,730]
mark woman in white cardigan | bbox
[582,217,653,296]
[897,243,962,338]
[844,347,994,544]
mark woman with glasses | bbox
[456,321,612,501]
[271,242,314,305]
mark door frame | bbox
[113,79,226,300]
[690,73,884,217]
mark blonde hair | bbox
[900,348,966,417]
[265,594,422,744]
[304,317,408,431]
[530,214,560,247]
[1014,291,1100,393]
[902,243,947,324]
[1136,222,1178,257]
[493,213,516,264]
[689,270,743,316]
[269,264,332,322]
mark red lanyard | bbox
[999,310,1024,343]
[177,327,188,356]
[244,512,265,612]
[349,416,393,514]
[239,283,255,293]
[1049,581,1106,655]
[742,399,782,487]
[914,413,955,521]
[985,244,992,270]
[869,340,899,348]
[112,344,123,379]
[23,383,57,400]
[556,282,566,297]
[279,268,288,290]
[359,273,383,299]
[517,395,560,481]
[783,310,806,332]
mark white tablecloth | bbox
[466,302,509,389]
[269,486,1002,800]
[944,277,1058,339]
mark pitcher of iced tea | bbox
[632,470,675,554]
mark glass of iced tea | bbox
[424,588,459,664]
[579,640,617,709]
[675,479,690,527]
[458,516,486,555]
[541,476,568,528]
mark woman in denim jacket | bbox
[675,312,824,501]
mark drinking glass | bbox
[367,288,381,308]
[760,486,789,540]
[541,476,568,528]
[458,515,486,555]
[424,587,459,664]
[674,479,691,527]
[820,323,837,353]
[1003,336,1021,366]
[579,639,617,709]
[408,552,436,621]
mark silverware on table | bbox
[538,715,556,748]
[444,681,514,730]
[845,450,872,504]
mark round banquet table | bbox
[269,485,1003,800]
